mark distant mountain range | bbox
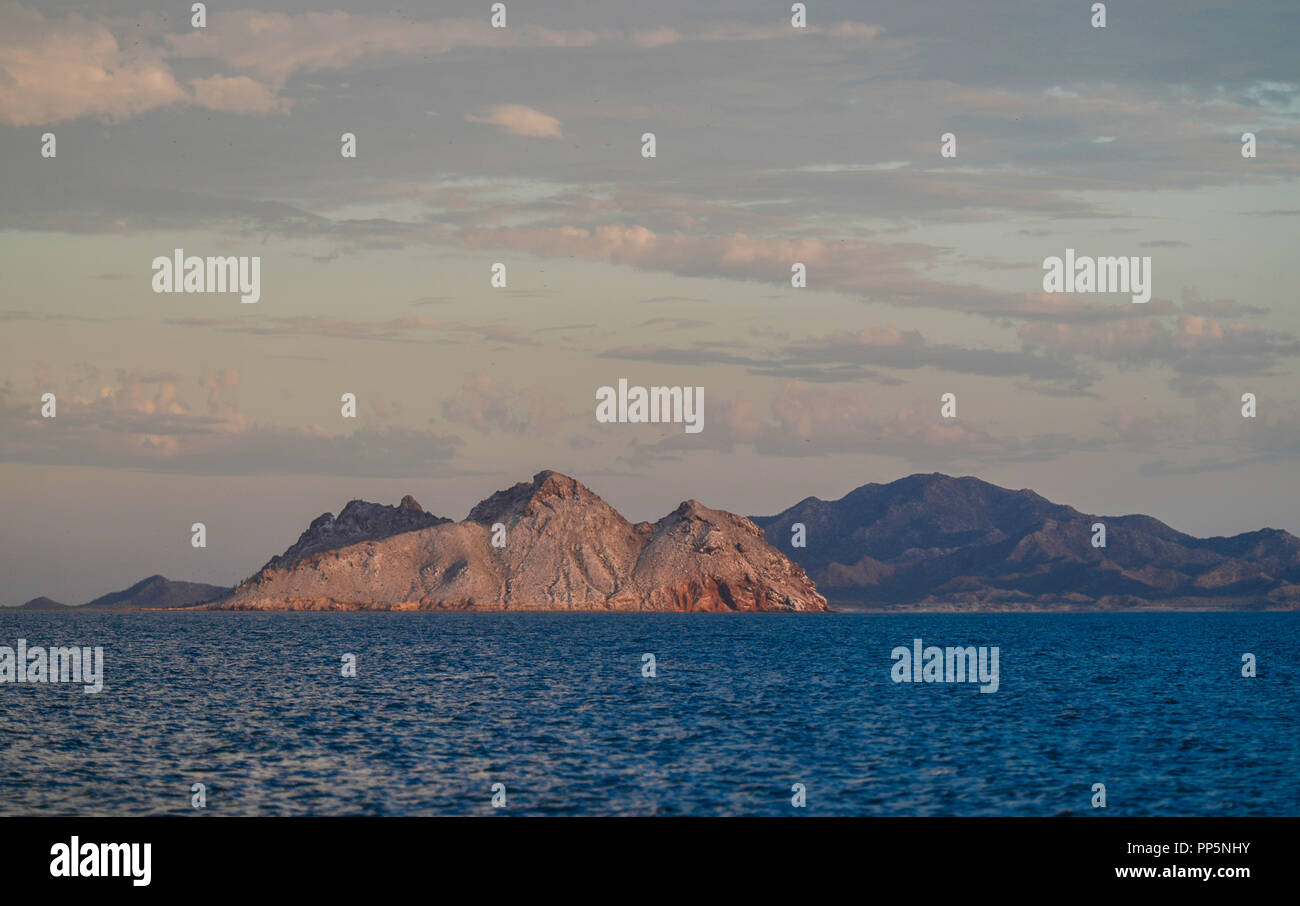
[753,473,1300,610]
[14,575,229,610]
[8,471,1298,612]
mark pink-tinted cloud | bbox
[1018,313,1300,374]
[0,4,294,124]
[638,382,1017,464]
[0,365,462,477]
[190,75,290,115]
[461,223,937,296]
[465,104,563,139]
[631,20,881,48]
[163,11,601,88]
[0,5,185,126]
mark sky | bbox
[2,0,1299,604]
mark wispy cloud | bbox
[0,366,464,477]
[465,104,563,139]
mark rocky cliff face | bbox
[212,471,827,612]
[262,494,450,571]
[752,473,1300,610]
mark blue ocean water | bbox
[0,611,1295,816]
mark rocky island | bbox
[208,470,827,612]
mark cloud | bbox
[602,325,1090,385]
[199,367,241,418]
[163,315,551,350]
[1166,375,1223,398]
[461,224,941,299]
[780,328,1084,381]
[162,11,600,88]
[630,20,881,48]
[0,4,185,126]
[638,317,713,329]
[630,382,1081,466]
[0,366,463,477]
[165,315,442,342]
[189,75,290,115]
[0,310,108,323]
[0,5,890,128]
[439,374,568,435]
[1018,314,1300,376]
[160,10,880,87]
[455,219,1233,327]
[465,104,563,139]
[0,4,294,125]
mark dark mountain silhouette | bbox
[752,473,1300,610]
[81,575,229,610]
[7,576,228,610]
[210,470,826,612]
[15,596,72,610]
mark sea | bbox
[0,611,1296,816]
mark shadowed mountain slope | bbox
[752,473,1300,610]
